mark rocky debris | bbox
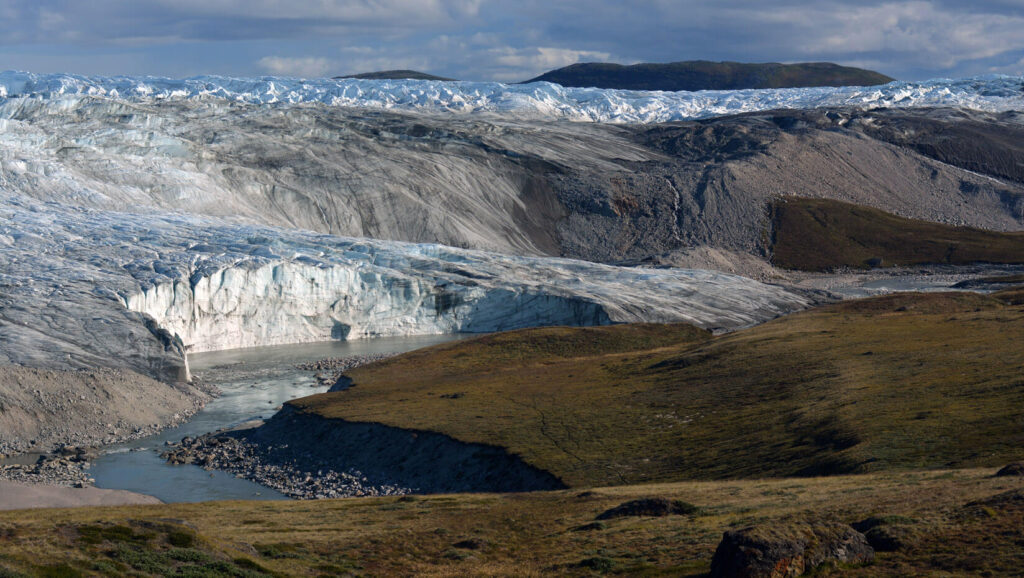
[595,497,699,520]
[0,366,210,457]
[161,434,411,500]
[162,405,566,498]
[851,516,920,552]
[709,518,874,578]
[994,462,1024,477]
[294,354,397,387]
[0,454,94,487]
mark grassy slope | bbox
[294,292,1024,488]
[526,61,894,90]
[0,469,1021,576]
[771,197,1024,271]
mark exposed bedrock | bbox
[2,100,1022,269]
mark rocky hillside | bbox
[525,61,894,90]
[3,98,1022,272]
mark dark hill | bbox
[335,69,455,81]
[525,60,894,91]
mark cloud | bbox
[257,56,336,77]
[0,0,1021,80]
[487,47,612,81]
[788,1,1024,69]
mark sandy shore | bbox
[0,481,161,510]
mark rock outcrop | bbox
[709,519,874,578]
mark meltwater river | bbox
[89,335,463,503]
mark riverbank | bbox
[161,404,566,499]
[0,481,161,510]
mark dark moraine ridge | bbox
[215,405,567,495]
[526,61,894,91]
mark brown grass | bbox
[770,197,1024,271]
[293,292,1024,488]
[0,469,1020,576]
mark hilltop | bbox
[334,69,455,81]
[525,60,894,90]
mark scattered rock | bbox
[709,518,874,578]
[161,433,411,500]
[994,462,1024,477]
[295,354,397,388]
[595,497,699,520]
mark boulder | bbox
[710,518,873,578]
[995,462,1024,477]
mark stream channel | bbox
[89,335,464,503]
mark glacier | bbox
[1,70,1022,124]
[2,69,1019,386]
[0,191,816,382]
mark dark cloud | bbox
[0,0,1020,80]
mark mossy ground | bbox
[294,291,1024,487]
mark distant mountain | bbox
[525,61,894,91]
[335,70,455,81]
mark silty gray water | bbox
[89,334,464,503]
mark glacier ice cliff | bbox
[1,71,1022,124]
[0,191,816,381]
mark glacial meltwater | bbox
[89,334,464,503]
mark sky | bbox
[0,0,1021,82]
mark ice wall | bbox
[125,261,611,353]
